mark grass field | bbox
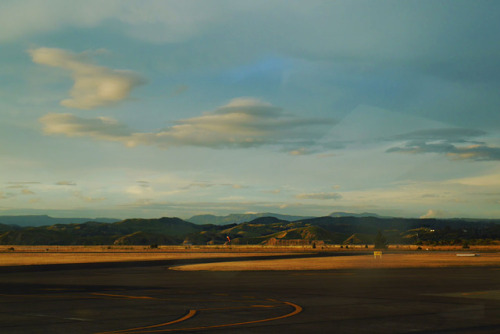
[1,245,499,270]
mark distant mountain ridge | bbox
[187,213,312,225]
[328,211,388,218]
[0,215,120,227]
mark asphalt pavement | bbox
[0,257,499,333]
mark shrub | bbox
[374,230,388,249]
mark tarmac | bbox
[0,256,499,333]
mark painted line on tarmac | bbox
[97,310,197,334]
[112,301,302,333]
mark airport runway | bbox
[0,258,499,333]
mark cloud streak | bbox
[40,98,334,151]
[386,128,500,161]
[295,192,342,200]
[55,181,77,186]
[40,113,134,144]
[73,191,106,203]
[30,47,145,109]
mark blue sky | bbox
[1,0,500,219]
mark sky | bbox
[1,0,500,219]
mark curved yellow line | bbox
[96,310,197,334]
[129,301,302,333]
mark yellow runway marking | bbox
[462,291,489,296]
[97,310,197,334]
[291,272,354,276]
[92,293,302,333]
[118,301,302,333]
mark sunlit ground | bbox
[1,245,499,270]
[173,252,500,271]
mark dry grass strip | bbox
[0,250,285,266]
[172,253,500,271]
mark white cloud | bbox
[40,98,333,150]
[420,209,448,219]
[30,47,146,109]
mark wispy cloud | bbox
[295,192,342,200]
[181,182,214,190]
[40,97,334,151]
[56,181,76,186]
[288,148,309,156]
[73,191,106,203]
[40,113,134,143]
[263,189,281,194]
[0,192,14,200]
[21,189,35,195]
[449,171,500,187]
[136,181,150,188]
[386,128,500,161]
[30,47,146,109]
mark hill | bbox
[329,211,389,218]
[0,215,499,246]
[0,217,202,245]
[187,213,311,225]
